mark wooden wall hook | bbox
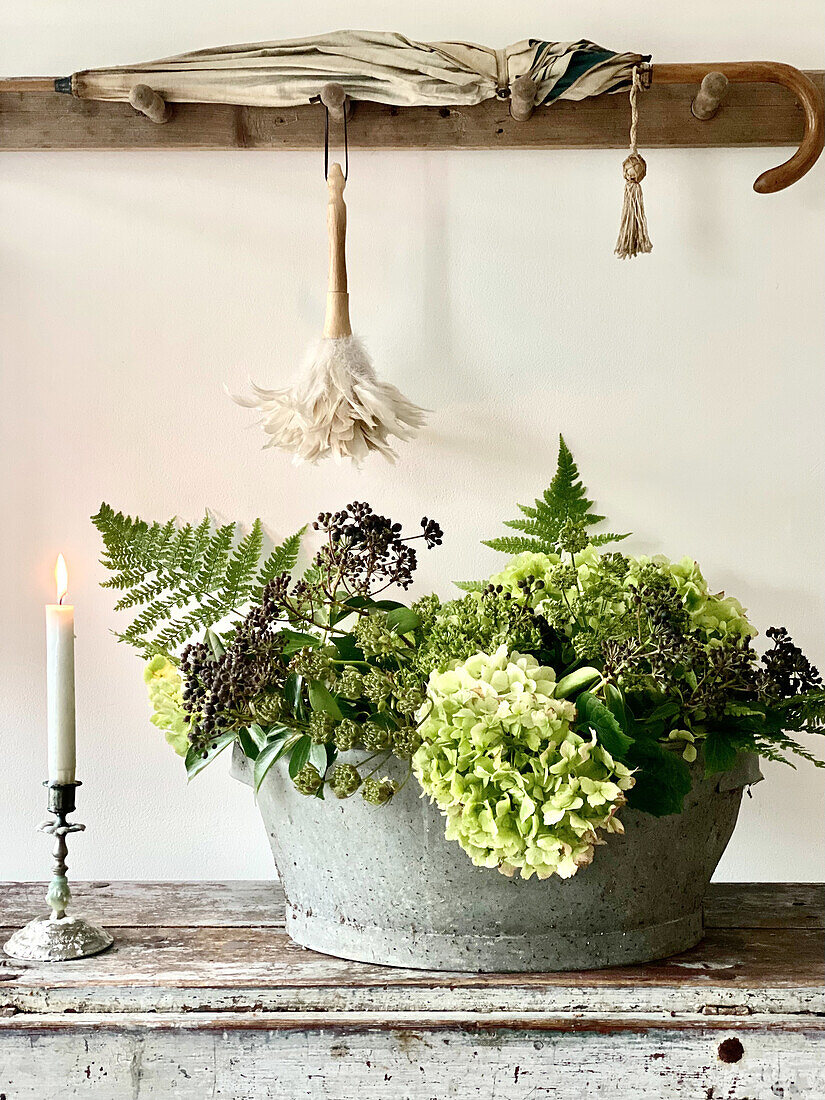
[128,84,170,124]
[691,72,730,120]
[319,83,351,121]
[652,61,824,192]
[509,76,537,121]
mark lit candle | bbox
[46,554,76,784]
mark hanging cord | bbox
[615,66,652,259]
[324,105,348,181]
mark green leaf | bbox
[280,629,322,655]
[308,742,329,774]
[385,607,420,635]
[703,731,740,777]
[247,723,269,749]
[253,729,293,792]
[185,731,236,780]
[625,740,692,816]
[576,691,634,758]
[237,726,262,760]
[453,579,486,593]
[333,595,405,625]
[646,702,681,723]
[283,673,306,719]
[204,627,227,661]
[725,702,767,720]
[555,666,601,700]
[331,635,364,663]
[604,682,630,732]
[308,680,343,720]
[288,735,312,779]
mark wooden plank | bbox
[0,880,285,928]
[1,926,821,1017]
[1,880,820,931]
[704,882,824,930]
[1,74,822,152]
[1,1013,823,1100]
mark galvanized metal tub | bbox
[232,744,760,972]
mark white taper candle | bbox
[46,554,76,784]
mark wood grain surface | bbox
[0,881,822,1098]
[1,75,822,152]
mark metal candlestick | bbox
[4,781,113,961]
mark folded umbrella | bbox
[65,32,646,110]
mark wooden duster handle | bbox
[323,162,352,339]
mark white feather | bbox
[229,335,427,465]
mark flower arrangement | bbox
[94,438,824,880]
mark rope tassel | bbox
[615,67,652,259]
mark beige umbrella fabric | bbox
[68,31,647,109]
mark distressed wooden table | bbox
[0,881,822,1099]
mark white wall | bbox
[1,1,823,883]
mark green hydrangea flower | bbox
[413,646,634,880]
[143,655,192,757]
[490,547,602,607]
[626,555,754,644]
[488,552,562,607]
[492,548,754,645]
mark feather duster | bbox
[231,163,426,464]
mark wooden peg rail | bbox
[1,63,822,193]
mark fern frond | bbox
[503,518,545,537]
[453,579,486,592]
[482,536,546,556]
[249,527,306,603]
[94,503,304,659]
[220,519,264,609]
[591,532,631,547]
[481,436,629,558]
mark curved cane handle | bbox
[652,61,824,193]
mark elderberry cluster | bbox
[311,502,442,594]
[180,599,286,754]
[759,627,822,699]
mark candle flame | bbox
[55,554,68,605]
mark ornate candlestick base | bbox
[4,781,113,962]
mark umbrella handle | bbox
[324,162,352,338]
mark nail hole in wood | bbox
[439,107,451,118]
[717,1037,744,1063]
